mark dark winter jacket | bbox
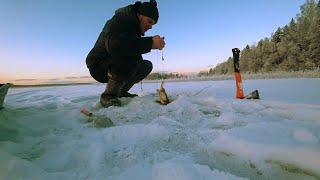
[86,4,153,78]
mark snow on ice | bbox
[0,79,320,179]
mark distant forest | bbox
[205,0,320,75]
[145,72,187,80]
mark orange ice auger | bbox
[232,48,245,99]
[232,48,260,100]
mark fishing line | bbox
[140,81,144,94]
[140,49,164,95]
[161,50,165,83]
[192,85,212,96]
[156,49,163,89]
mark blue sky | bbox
[0,0,305,83]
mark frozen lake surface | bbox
[1,78,320,179]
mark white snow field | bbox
[0,78,320,180]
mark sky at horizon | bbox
[0,0,306,84]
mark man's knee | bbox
[128,60,153,83]
[142,60,153,75]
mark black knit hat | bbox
[137,0,159,23]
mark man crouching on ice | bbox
[86,0,165,107]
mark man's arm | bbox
[106,15,153,56]
[107,34,153,56]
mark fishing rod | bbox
[232,48,260,99]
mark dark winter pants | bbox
[89,59,153,96]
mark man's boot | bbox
[100,78,122,108]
